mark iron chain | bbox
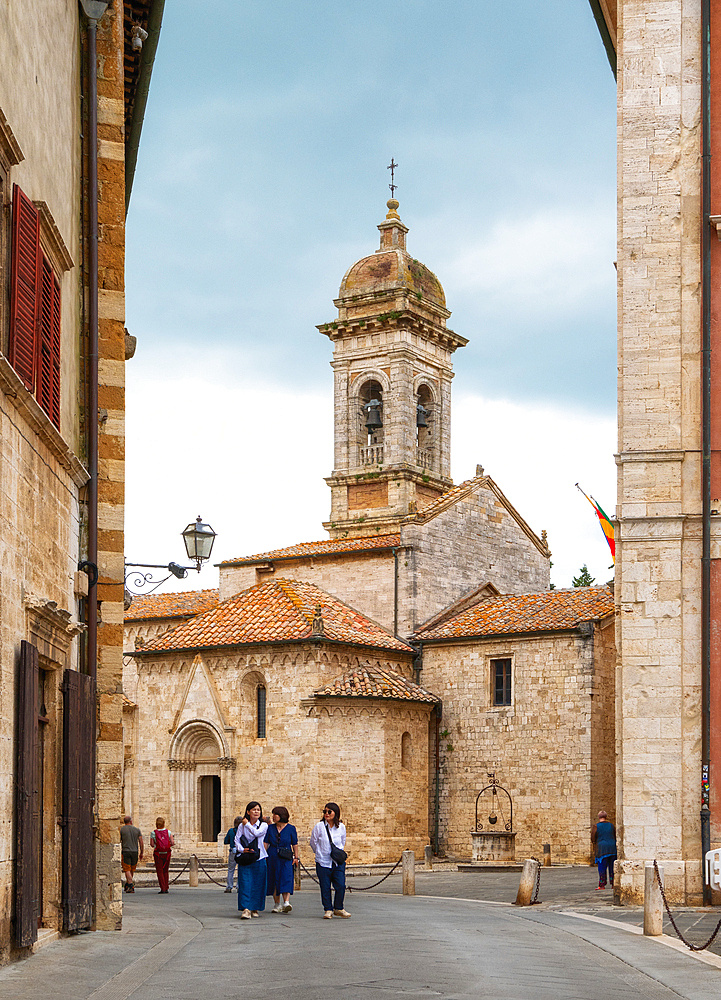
[530,856,542,904]
[654,860,721,952]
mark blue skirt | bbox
[266,849,294,895]
[238,857,267,911]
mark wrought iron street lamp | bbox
[125,516,217,596]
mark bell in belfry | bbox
[364,399,383,431]
[416,403,429,428]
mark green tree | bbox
[572,564,595,587]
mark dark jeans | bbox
[316,862,345,911]
[597,855,616,886]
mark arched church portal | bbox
[168,720,230,847]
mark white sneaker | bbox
[333,908,351,918]
[250,910,260,917]
[323,910,333,919]
[271,904,283,913]
[282,902,292,913]
[240,909,251,919]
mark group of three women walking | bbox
[229,801,350,919]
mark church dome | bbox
[338,200,446,309]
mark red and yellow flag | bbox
[576,484,615,563]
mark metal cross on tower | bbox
[387,158,398,197]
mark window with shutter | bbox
[9,185,62,429]
[9,185,40,392]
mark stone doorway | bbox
[200,775,221,842]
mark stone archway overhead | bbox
[168,718,232,768]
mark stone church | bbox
[123,199,615,865]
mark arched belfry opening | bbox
[358,379,385,465]
[416,383,435,470]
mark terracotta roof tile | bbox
[414,586,614,641]
[314,663,437,704]
[221,534,401,565]
[124,589,219,622]
[138,578,413,654]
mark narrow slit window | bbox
[492,659,512,706]
[257,685,266,738]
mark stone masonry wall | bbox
[615,0,704,905]
[124,642,431,865]
[399,486,550,635]
[420,624,614,863]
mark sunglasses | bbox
[323,809,334,814]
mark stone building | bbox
[589,0,719,904]
[0,0,162,962]
[123,201,614,865]
[414,586,615,863]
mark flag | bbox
[576,484,615,563]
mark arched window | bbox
[358,379,384,465]
[257,685,266,738]
[416,384,434,468]
[401,731,412,770]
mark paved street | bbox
[1,873,720,1000]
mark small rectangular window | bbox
[492,658,512,706]
[257,685,266,738]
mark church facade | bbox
[123,201,615,865]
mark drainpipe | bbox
[80,1,108,684]
[701,0,712,907]
[392,547,399,637]
[433,701,442,856]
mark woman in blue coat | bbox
[235,801,268,918]
[264,806,298,913]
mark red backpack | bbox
[154,828,171,851]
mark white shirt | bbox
[309,820,346,868]
[234,820,269,860]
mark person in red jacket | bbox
[151,817,175,893]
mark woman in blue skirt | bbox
[264,806,299,913]
[235,801,268,919]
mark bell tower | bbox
[319,199,468,538]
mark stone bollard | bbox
[189,855,199,888]
[424,845,434,871]
[402,850,416,895]
[643,863,663,936]
[543,843,551,867]
[514,858,540,906]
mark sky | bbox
[124,0,617,596]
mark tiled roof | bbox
[314,663,438,704]
[414,586,614,641]
[124,589,219,622]
[138,578,413,654]
[409,476,487,523]
[221,533,401,566]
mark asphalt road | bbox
[1,879,720,1000]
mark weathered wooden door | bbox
[62,669,95,931]
[16,641,39,948]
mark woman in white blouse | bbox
[309,802,350,919]
[234,801,268,919]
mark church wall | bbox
[125,642,428,865]
[219,555,397,634]
[420,623,614,863]
[399,488,550,635]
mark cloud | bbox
[126,347,616,600]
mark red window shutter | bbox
[9,185,40,392]
[37,255,61,428]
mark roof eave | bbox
[415,615,614,645]
[133,635,414,658]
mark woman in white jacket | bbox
[309,802,350,919]
[234,801,268,919]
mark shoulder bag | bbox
[325,822,347,865]
[236,828,260,866]
[276,827,294,862]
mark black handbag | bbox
[236,830,260,866]
[325,822,347,865]
[276,828,294,862]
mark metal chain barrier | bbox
[530,856,542,905]
[195,856,229,887]
[168,856,192,885]
[654,860,721,952]
[347,856,403,892]
[299,856,404,891]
